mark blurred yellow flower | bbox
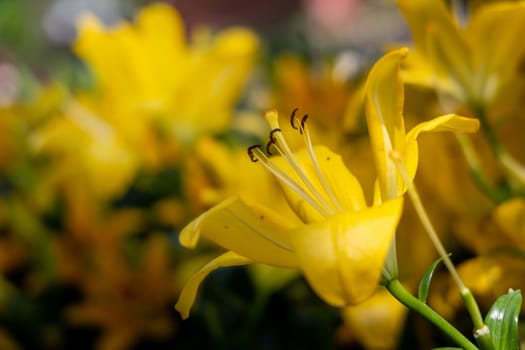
[272,54,355,137]
[73,3,259,168]
[30,99,138,201]
[457,198,525,301]
[175,109,404,319]
[398,0,525,105]
[339,288,408,350]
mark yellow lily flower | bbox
[73,3,259,150]
[176,109,404,319]
[397,0,525,105]
[364,48,480,200]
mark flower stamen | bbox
[266,138,275,155]
[269,128,281,142]
[247,145,261,162]
[266,128,282,155]
[248,145,330,217]
[300,114,308,135]
[289,108,309,135]
[290,107,300,130]
[300,121,344,212]
[265,110,336,215]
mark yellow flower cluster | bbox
[0,3,259,349]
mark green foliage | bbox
[418,255,447,304]
[484,289,522,350]
[0,0,43,59]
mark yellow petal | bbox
[179,196,298,267]
[424,22,473,101]
[405,114,479,182]
[396,0,458,56]
[290,197,403,307]
[136,3,186,61]
[75,19,154,105]
[73,14,114,87]
[341,288,408,350]
[171,27,259,137]
[400,50,435,89]
[397,0,472,100]
[468,2,525,101]
[365,48,408,199]
[135,3,188,97]
[314,146,367,212]
[212,27,260,58]
[272,145,367,223]
[175,251,252,319]
[75,4,188,103]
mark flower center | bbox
[248,109,344,219]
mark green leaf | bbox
[418,255,448,303]
[484,289,522,350]
[432,348,463,350]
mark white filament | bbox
[253,148,329,217]
[301,122,343,212]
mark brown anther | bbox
[247,145,261,162]
[269,128,281,142]
[266,139,275,155]
[266,128,282,155]
[290,108,299,129]
[300,114,309,134]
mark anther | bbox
[266,128,282,155]
[266,139,275,155]
[300,114,309,134]
[247,145,261,162]
[269,128,281,142]
[290,108,299,129]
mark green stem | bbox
[390,152,493,346]
[461,289,495,350]
[461,289,484,335]
[472,103,503,155]
[455,133,507,203]
[472,103,525,191]
[386,279,478,350]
